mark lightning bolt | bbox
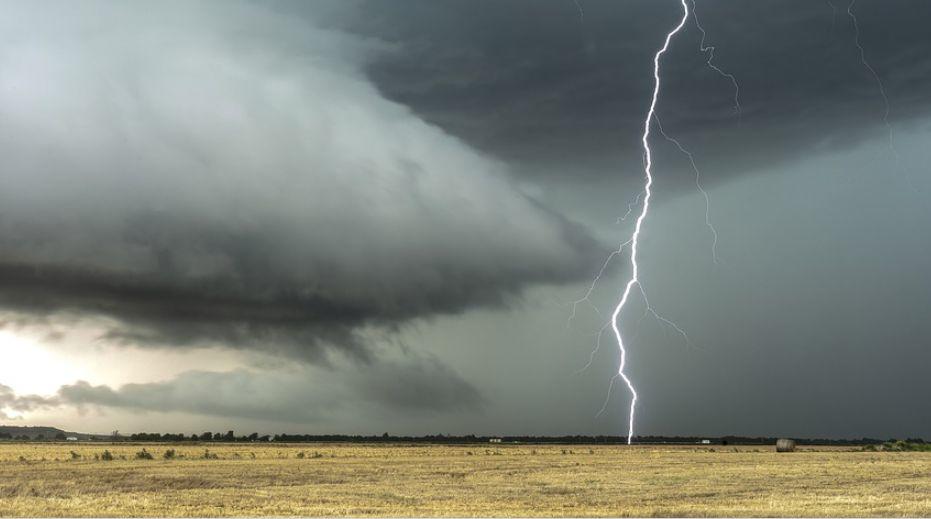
[574,278,695,378]
[609,0,691,445]
[691,0,740,118]
[618,191,643,223]
[569,0,731,438]
[567,238,631,326]
[574,0,902,446]
[846,0,894,159]
[845,0,920,195]
[655,116,719,264]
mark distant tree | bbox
[36,434,45,440]
[130,432,162,441]
[55,432,66,440]
[224,430,235,442]
[201,432,214,441]
[247,432,258,442]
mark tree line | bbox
[2,430,924,445]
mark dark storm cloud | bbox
[0,355,483,422]
[317,0,931,184]
[0,1,603,360]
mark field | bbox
[0,442,929,517]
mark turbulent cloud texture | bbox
[0,1,600,359]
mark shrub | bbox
[202,449,219,459]
[878,440,931,452]
[135,449,154,460]
[163,449,176,460]
[70,451,81,460]
[310,451,324,459]
[101,450,114,461]
[296,452,305,459]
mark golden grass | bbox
[0,442,928,517]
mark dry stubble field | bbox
[0,442,929,517]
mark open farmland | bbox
[0,442,929,517]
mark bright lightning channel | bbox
[609,0,691,445]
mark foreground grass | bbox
[0,443,929,517]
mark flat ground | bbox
[0,442,928,517]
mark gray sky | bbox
[1,0,929,439]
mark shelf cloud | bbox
[0,1,601,361]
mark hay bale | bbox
[776,438,796,452]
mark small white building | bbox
[489,438,502,443]
[66,437,78,441]
[700,439,711,444]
